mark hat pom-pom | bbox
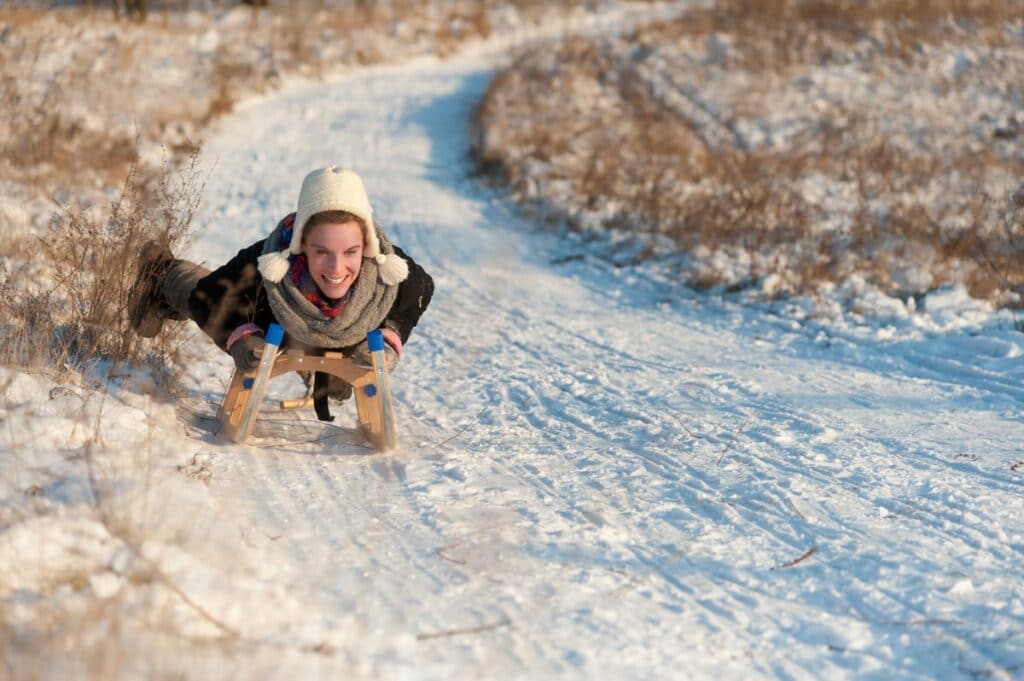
[378,252,409,285]
[258,251,291,283]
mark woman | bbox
[130,166,434,407]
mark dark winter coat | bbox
[188,238,433,353]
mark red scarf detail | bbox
[290,254,349,319]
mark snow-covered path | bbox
[155,48,1024,679]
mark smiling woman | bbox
[126,166,435,403]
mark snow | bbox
[3,4,1024,680]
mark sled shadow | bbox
[176,394,377,457]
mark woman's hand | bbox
[353,340,398,372]
[229,334,265,371]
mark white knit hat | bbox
[257,166,409,286]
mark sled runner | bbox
[217,324,397,451]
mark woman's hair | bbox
[302,210,366,245]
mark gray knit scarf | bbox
[261,219,399,350]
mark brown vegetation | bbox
[0,21,138,188]
[652,0,1020,68]
[0,156,202,380]
[473,0,1024,307]
[0,0,598,190]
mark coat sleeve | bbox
[188,239,274,351]
[381,245,434,345]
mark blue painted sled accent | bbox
[367,329,384,352]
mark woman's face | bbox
[303,219,364,299]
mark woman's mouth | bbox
[324,274,348,285]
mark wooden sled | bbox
[217,324,397,451]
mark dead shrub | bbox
[203,46,254,123]
[0,154,204,380]
[971,190,1024,306]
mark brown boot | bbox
[300,370,353,404]
[128,240,178,338]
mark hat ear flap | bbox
[258,251,291,283]
[377,252,409,286]
[364,223,382,259]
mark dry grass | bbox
[0,1,615,211]
[473,1,1024,307]
[203,44,259,124]
[1,1,637,376]
[0,19,138,188]
[655,0,1020,69]
[0,155,203,380]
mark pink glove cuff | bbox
[380,327,403,358]
[226,323,264,350]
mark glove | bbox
[352,340,399,372]
[229,334,265,372]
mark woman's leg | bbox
[129,241,210,338]
[161,260,210,320]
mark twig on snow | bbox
[609,546,688,598]
[848,602,964,629]
[433,520,518,568]
[770,545,818,570]
[436,544,468,566]
[416,617,512,641]
[434,406,487,448]
[869,616,964,627]
[716,413,755,466]
[146,562,241,638]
